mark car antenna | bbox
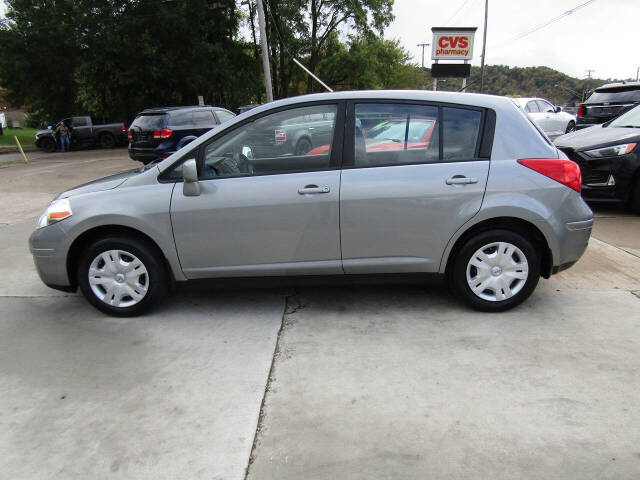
[292,58,333,93]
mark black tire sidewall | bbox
[565,121,576,133]
[451,229,541,312]
[77,236,168,316]
[100,134,115,148]
[295,138,312,155]
[41,138,56,152]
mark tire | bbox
[77,235,169,316]
[99,133,116,149]
[630,177,640,215]
[450,229,541,312]
[40,137,56,153]
[295,137,312,155]
[565,121,576,134]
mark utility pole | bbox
[585,69,595,80]
[479,0,488,93]
[635,66,639,81]
[417,43,430,69]
[256,0,273,102]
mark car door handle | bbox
[446,176,478,185]
[298,184,330,194]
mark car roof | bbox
[139,105,221,115]
[595,81,640,91]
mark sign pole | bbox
[256,0,273,103]
[479,0,488,93]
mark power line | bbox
[489,0,597,54]
[444,0,475,25]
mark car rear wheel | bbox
[77,235,168,316]
[100,133,116,149]
[295,137,312,155]
[565,121,576,134]
[451,229,540,312]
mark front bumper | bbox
[29,223,74,291]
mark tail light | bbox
[120,125,126,132]
[577,103,584,118]
[153,129,173,140]
[517,158,582,193]
[127,130,133,141]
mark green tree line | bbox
[0,0,628,127]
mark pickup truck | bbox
[35,116,127,152]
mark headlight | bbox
[37,198,72,229]
[584,143,636,158]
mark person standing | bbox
[55,120,71,152]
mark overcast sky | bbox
[386,0,639,80]
[1,0,636,80]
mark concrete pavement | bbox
[0,150,286,479]
[1,149,639,479]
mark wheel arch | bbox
[66,224,175,290]
[442,216,553,280]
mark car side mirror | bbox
[555,106,562,113]
[182,159,200,196]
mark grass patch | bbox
[0,128,38,148]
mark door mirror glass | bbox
[555,106,562,113]
[182,158,200,196]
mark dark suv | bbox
[128,106,235,163]
[576,82,640,130]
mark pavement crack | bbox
[244,290,304,479]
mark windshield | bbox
[130,113,165,131]
[608,104,640,128]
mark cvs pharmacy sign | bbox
[431,27,476,60]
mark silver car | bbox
[511,97,577,139]
[29,91,593,316]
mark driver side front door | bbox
[169,102,344,279]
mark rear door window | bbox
[168,110,193,128]
[353,103,439,167]
[130,114,165,131]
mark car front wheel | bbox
[451,229,540,312]
[77,235,168,316]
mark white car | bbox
[511,97,576,139]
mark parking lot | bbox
[1,149,639,479]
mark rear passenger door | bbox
[339,102,492,274]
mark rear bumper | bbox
[551,218,593,274]
[128,143,176,162]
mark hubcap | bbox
[88,250,149,308]
[466,242,529,302]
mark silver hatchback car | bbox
[29,91,593,316]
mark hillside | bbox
[429,65,632,105]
